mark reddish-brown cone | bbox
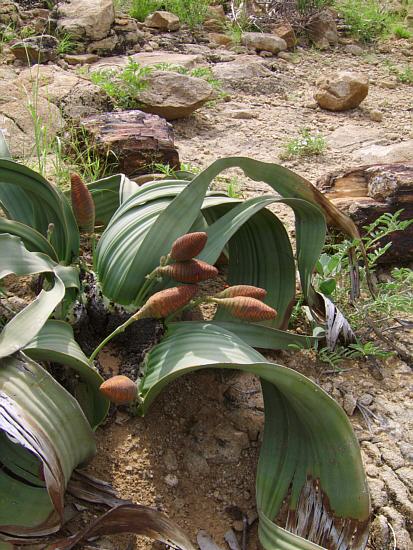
[216,285,267,301]
[214,296,277,322]
[138,285,199,319]
[170,232,208,261]
[160,259,218,283]
[70,173,95,233]
[100,375,137,405]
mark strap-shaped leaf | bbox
[0,159,79,264]
[0,234,77,357]
[0,353,95,537]
[140,322,370,550]
[0,131,11,159]
[24,320,109,429]
[0,218,58,260]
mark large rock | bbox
[271,22,296,49]
[315,71,369,111]
[0,96,64,157]
[16,65,112,120]
[144,11,180,31]
[56,0,115,41]
[79,110,179,176]
[241,32,287,54]
[11,35,58,64]
[138,71,213,120]
[327,124,382,152]
[307,10,339,49]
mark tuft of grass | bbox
[56,33,78,55]
[90,58,152,109]
[396,65,413,83]
[392,24,412,39]
[129,0,162,21]
[280,129,326,160]
[335,0,393,42]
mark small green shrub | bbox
[165,0,210,28]
[129,0,162,21]
[280,129,327,159]
[396,65,413,83]
[90,58,152,109]
[336,0,393,42]
[392,24,412,38]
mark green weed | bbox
[90,58,152,109]
[56,33,78,55]
[280,129,327,160]
[335,0,393,42]
[129,0,162,21]
[392,24,412,38]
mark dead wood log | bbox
[79,110,180,176]
[317,163,413,264]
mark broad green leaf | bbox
[24,320,109,429]
[0,218,58,260]
[0,131,11,159]
[140,322,370,550]
[0,353,95,536]
[0,234,78,357]
[0,159,79,263]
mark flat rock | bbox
[16,65,112,120]
[138,70,213,120]
[241,32,287,54]
[79,110,179,175]
[56,0,115,41]
[354,140,413,164]
[211,57,280,93]
[11,35,58,64]
[315,71,369,111]
[90,51,203,72]
[327,124,382,151]
[0,96,64,157]
[144,11,180,31]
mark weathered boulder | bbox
[144,11,180,31]
[87,33,119,55]
[56,0,115,41]
[16,65,112,120]
[241,32,287,54]
[0,96,64,157]
[138,70,213,120]
[20,7,55,35]
[315,71,369,111]
[211,57,285,94]
[206,5,226,20]
[11,35,58,64]
[271,22,296,49]
[79,110,179,176]
[307,10,339,49]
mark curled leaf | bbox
[160,260,218,283]
[138,286,199,319]
[100,375,138,405]
[170,232,208,261]
[213,296,277,322]
[70,173,95,233]
[215,285,267,301]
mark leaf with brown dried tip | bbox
[170,232,208,261]
[160,260,218,283]
[216,285,267,301]
[47,503,195,550]
[138,285,199,319]
[213,296,277,322]
[99,375,138,405]
[70,173,95,233]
